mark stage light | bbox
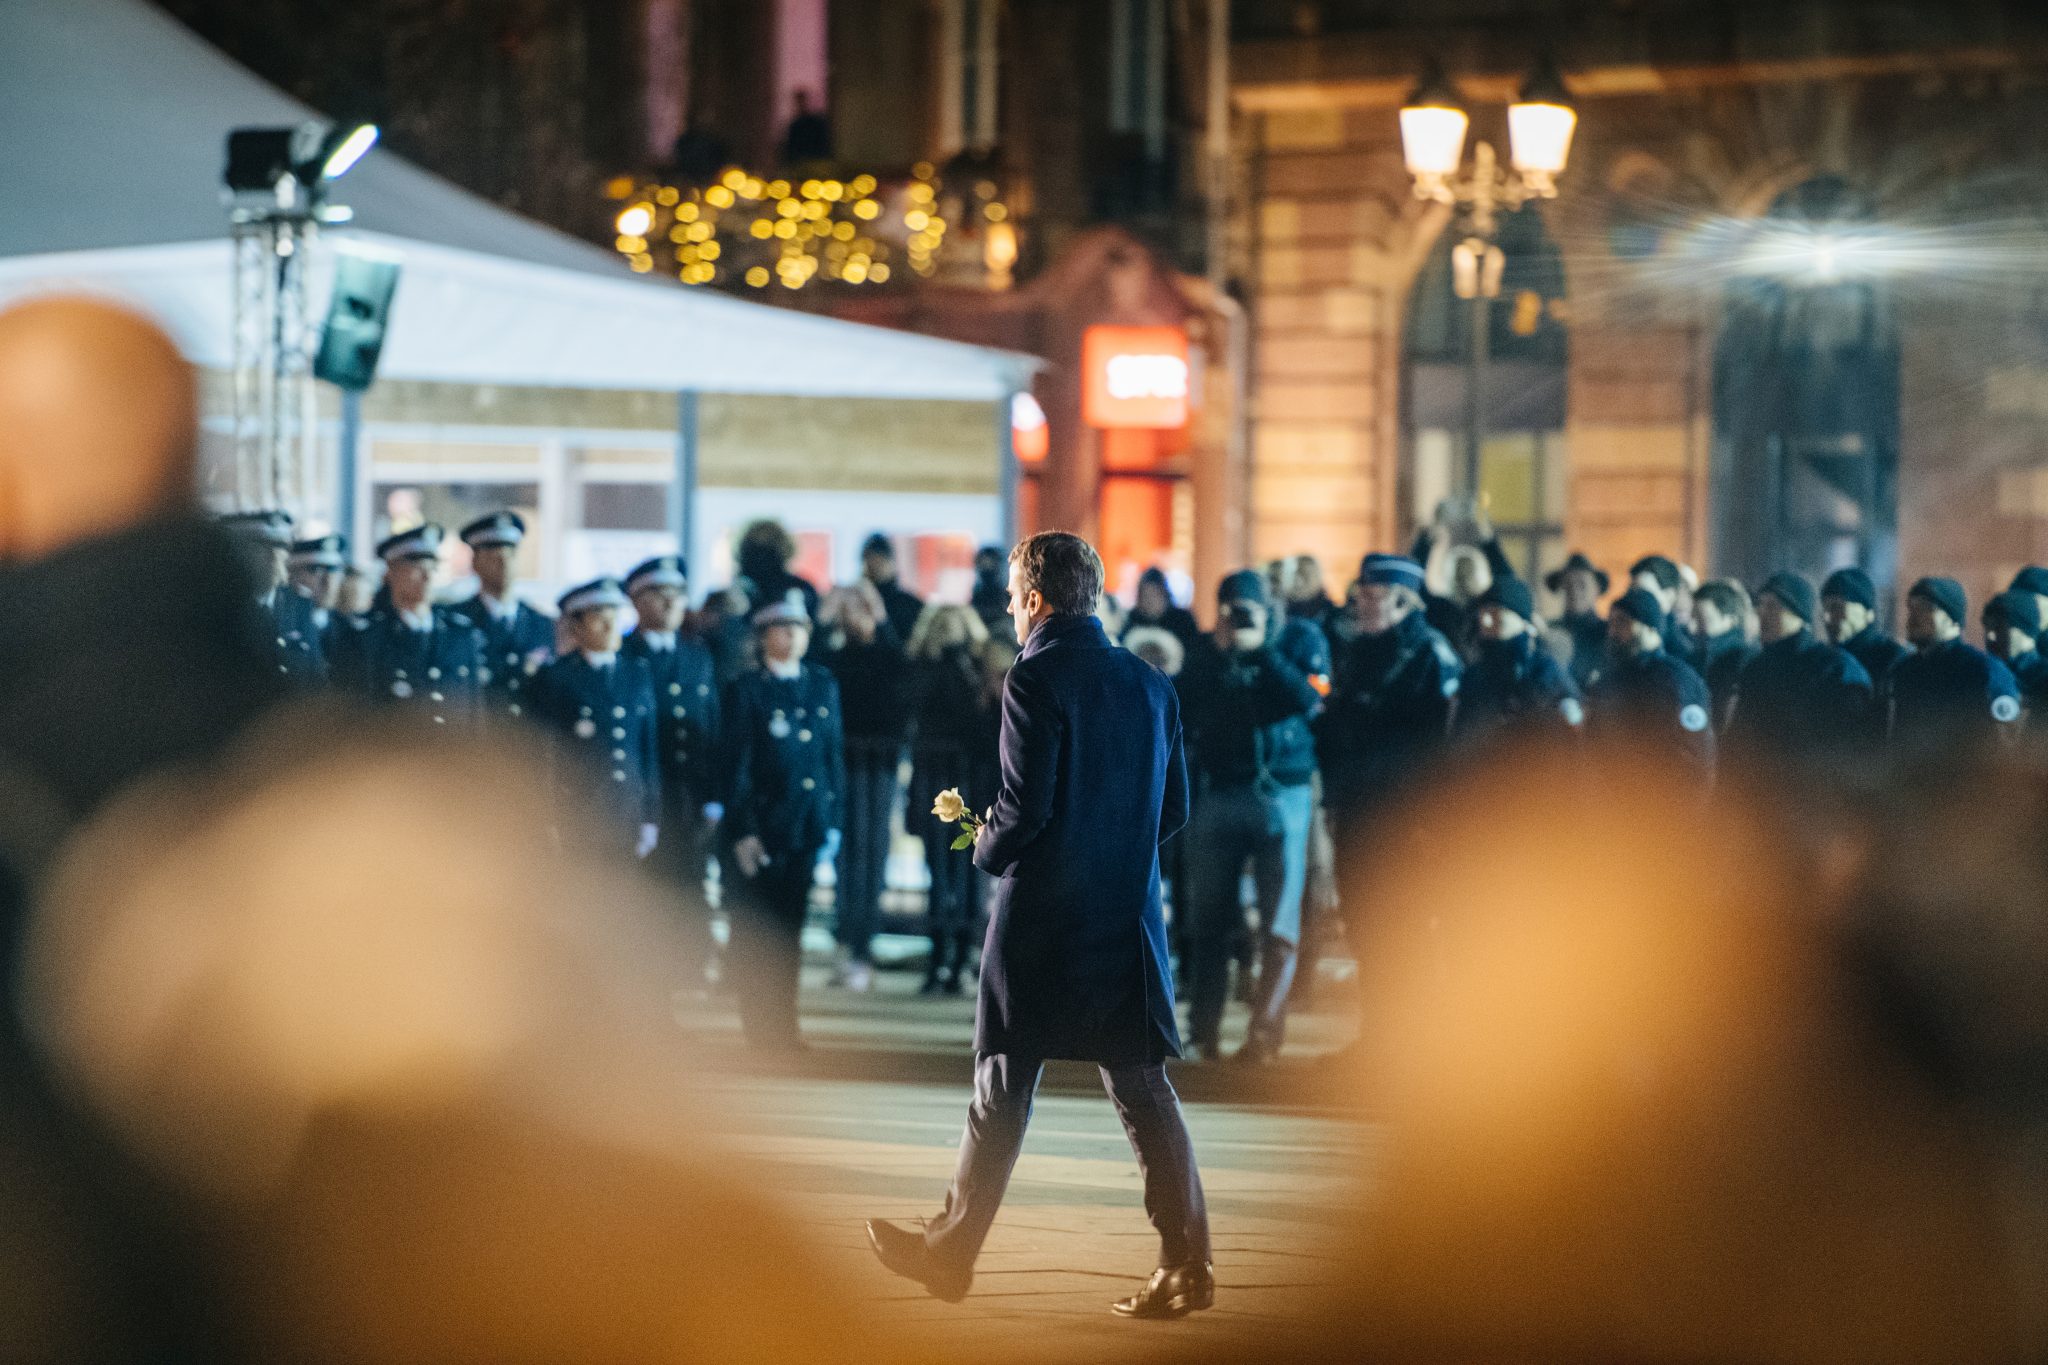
[224,121,380,206]
[319,124,379,181]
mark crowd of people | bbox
[230,482,2047,1061]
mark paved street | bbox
[678,957,1375,1360]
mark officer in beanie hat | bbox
[720,596,845,1052]
[1629,555,1701,671]
[1588,585,1715,785]
[1177,567,1324,1062]
[528,578,662,856]
[1821,567,1909,697]
[1889,577,2021,748]
[1545,551,1611,689]
[2010,565,2048,630]
[1458,575,1581,742]
[222,509,327,686]
[1724,571,1872,764]
[1318,552,1461,896]
[327,523,486,724]
[450,510,556,721]
[1983,590,2048,724]
[1691,580,1758,731]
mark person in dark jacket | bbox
[2010,565,2048,629]
[1178,570,1323,1064]
[1630,555,1701,672]
[1546,551,1611,690]
[528,578,662,857]
[1725,572,1872,764]
[1457,575,1582,742]
[817,584,912,991]
[1890,577,2021,750]
[859,532,926,643]
[621,555,723,972]
[721,599,845,1052]
[1822,567,1909,689]
[222,509,327,686]
[1283,554,1342,648]
[970,544,1011,631]
[865,532,1209,1319]
[450,510,556,722]
[1129,566,1203,658]
[1590,587,1715,787]
[1982,590,2048,726]
[907,604,994,994]
[734,518,821,621]
[328,524,485,727]
[286,530,348,651]
[1692,579,1759,731]
[1319,554,1462,857]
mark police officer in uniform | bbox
[2010,565,2048,630]
[328,523,485,727]
[1629,555,1701,671]
[450,510,555,721]
[1590,586,1715,786]
[1725,572,1872,763]
[1457,575,1582,743]
[1889,577,2021,751]
[1318,553,1461,889]
[222,509,326,686]
[287,531,356,660]
[721,599,846,1053]
[1545,552,1611,690]
[529,577,662,856]
[1982,590,2048,726]
[621,555,724,965]
[1821,568,1909,692]
[1691,580,1759,731]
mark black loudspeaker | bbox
[314,254,401,392]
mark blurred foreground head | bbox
[24,724,871,1365]
[0,297,196,562]
[1314,740,2031,1365]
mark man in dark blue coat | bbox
[1590,587,1716,787]
[327,523,486,727]
[867,532,1210,1319]
[221,509,326,686]
[1725,572,1872,763]
[1545,551,1611,690]
[1890,577,2021,750]
[1983,590,2048,726]
[1457,574,1582,742]
[450,510,556,721]
[528,578,662,857]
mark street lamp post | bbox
[1400,60,1577,505]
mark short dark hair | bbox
[1694,580,1749,619]
[1009,532,1104,615]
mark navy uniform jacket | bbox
[328,608,485,727]
[721,663,846,860]
[1558,610,1609,690]
[1698,633,1759,731]
[1726,630,1873,757]
[1458,635,1582,741]
[622,631,722,809]
[1842,626,1912,699]
[258,587,326,686]
[529,653,662,838]
[451,596,556,720]
[2008,650,2048,727]
[971,614,1188,1066]
[1590,647,1716,784]
[1890,640,2021,745]
[1318,612,1461,816]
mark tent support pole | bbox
[674,390,700,571]
[998,393,1020,547]
[337,389,361,547]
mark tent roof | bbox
[0,0,1039,401]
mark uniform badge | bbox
[390,680,413,699]
[769,714,793,740]
[1560,697,1585,727]
[1993,694,2021,723]
[1680,703,1708,733]
[575,719,597,739]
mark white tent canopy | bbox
[0,0,1038,401]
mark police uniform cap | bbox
[1985,590,2042,637]
[288,533,347,569]
[1611,586,1667,636]
[1217,568,1268,606]
[626,555,688,595]
[2010,565,2048,599]
[1757,571,1816,625]
[558,577,631,616]
[459,510,526,549]
[220,509,294,549]
[1544,551,1609,595]
[1476,575,1535,624]
[1909,576,1968,629]
[1358,553,1425,594]
[1821,567,1877,611]
[752,599,811,630]
[376,523,444,562]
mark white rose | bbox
[932,788,967,823]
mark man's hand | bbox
[734,835,768,877]
[636,823,660,859]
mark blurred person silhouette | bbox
[285,531,350,659]
[327,523,486,727]
[451,510,556,722]
[1890,576,2020,750]
[1982,590,2048,726]
[1630,555,1700,671]
[1589,587,1714,788]
[1723,572,1872,767]
[907,604,993,995]
[0,295,288,1361]
[528,578,662,858]
[734,518,820,621]
[220,509,327,686]
[1456,575,1581,744]
[1128,566,1201,658]
[1692,578,1759,731]
[1545,551,1611,689]
[859,532,925,643]
[816,583,910,993]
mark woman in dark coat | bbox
[906,603,992,994]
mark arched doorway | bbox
[1711,176,1901,592]
[1402,204,1571,581]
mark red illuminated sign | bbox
[1083,325,1189,429]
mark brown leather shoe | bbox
[865,1219,972,1302]
[1110,1261,1215,1318]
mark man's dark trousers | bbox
[923,1052,1210,1271]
